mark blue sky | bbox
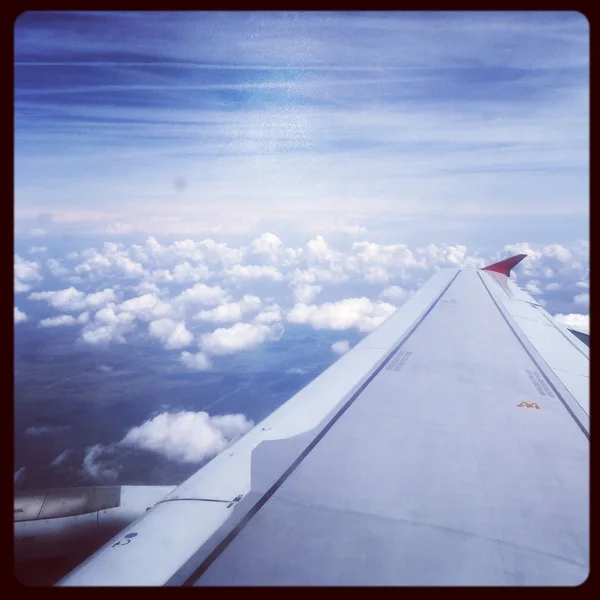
[14,12,589,491]
[15,11,589,247]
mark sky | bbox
[14,12,589,492]
[14,11,589,247]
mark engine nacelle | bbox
[14,486,175,565]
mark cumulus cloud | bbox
[306,235,334,262]
[524,280,543,296]
[14,307,28,324]
[379,285,409,304]
[75,243,145,279]
[28,246,47,255]
[29,286,117,312]
[332,340,351,355]
[554,313,589,334]
[171,262,210,284]
[120,411,253,463]
[80,308,136,345]
[292,283,322,304]
[46,258,69,278]
[133,281,162,295]
[200,322,281,355]
[39,314,78,327]
[180,351,212,371]
[195,295,261,323]
[15,254,43,292]
[253,304,283,325]
[287,298,396,332]
[117,293,173,320]
[246,233,302,267]
[148,318,193,349]
[174,283,229,308]
[225,264,284,281]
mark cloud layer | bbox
[18,234,588,369]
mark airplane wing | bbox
[58,255,589,586]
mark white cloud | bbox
[524,281,543,296]
[574,292,589,307]
[180,351,212,371]
[117,293,173,321]
[148,318,194,349]
[28,246,47,255]
[224,264,284,281]
[46,258,69,278]
[379,285,409,304]
[28,228,46,237]
[554,313,589,334]
[80,308,136,345]
[332,340,351,355]
[39,314,77,327]
[292,283,322,304]
[247,232,302,266]
[306,235,334,262]
[253,304,283,325]
[86,288,118,309]
[120,411,253,463]
[29,286,117,312]
[174,283,230,309]
[15,255,43,293]
[195,295,261,323]
[15,280,32,293]
[30,287,84,310]
[81,325,122,345]
[171,262,210,284]
[200,322,281,355]
[74,243,146,279]
[14,307,28,324]
[16,236,590,359]
[133,281,162,295]
[287,298,396,332]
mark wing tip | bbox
[481,253,527,276]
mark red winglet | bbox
[482,253,527,276]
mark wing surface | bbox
[58,259,589,586]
